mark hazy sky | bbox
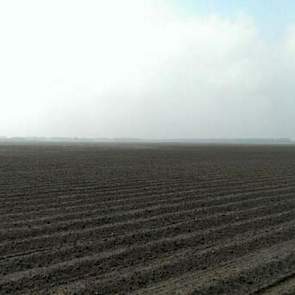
[1,0,295,139]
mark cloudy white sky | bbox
[1,0,295,139]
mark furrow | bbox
[132,239,295,295]
[2,182,295,227]
[1,200,293,275]
[1,190,294,243]
[2,174,293,215]
[14,219,295,295]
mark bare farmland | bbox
[0,143,295,294]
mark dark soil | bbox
[0,143,295,294]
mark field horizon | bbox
[0,137,293,145]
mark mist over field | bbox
[1,0,295,139]
[2,2,295,294]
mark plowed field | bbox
[0,143,295,294]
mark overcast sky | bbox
[1,0,295,139]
